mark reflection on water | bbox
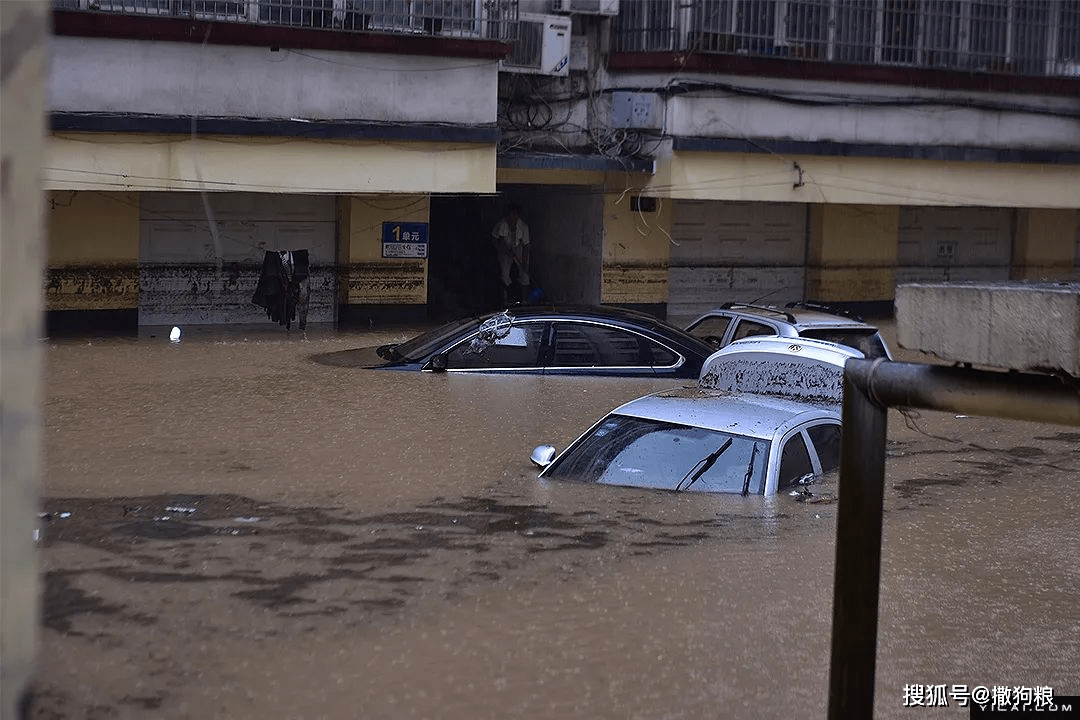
[32,327,1080,718]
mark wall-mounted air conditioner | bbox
[500,13,571,76]
[552,0,619,16]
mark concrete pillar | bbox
[806,204,898,313]
[601,193,670,316]
[337,194,429,326]
[45,190,140,333]
[1012,208,1079,281]
[2,0,47,716]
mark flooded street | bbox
[29,323,1080,719]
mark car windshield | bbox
[800,329,889,358]
[390,316,485,361]
[542,415,769,495]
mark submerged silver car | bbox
[531,337,859,496]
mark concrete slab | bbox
[895,282,1080,376]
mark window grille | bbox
[613,0,1080,78]
[56,0,516,38]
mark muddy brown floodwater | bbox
[26,322,1080,719]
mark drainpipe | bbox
[827,358,1080,719]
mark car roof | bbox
[501,304,715,347]
[505,303,692,328]
[697,303,878,330]
[611,387,839,440]
[698,336,861,404]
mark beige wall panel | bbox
[666,200,807,324]
[661,152,1080,209]
[601,192,670,305]
[48,190,139,263]
[806,205,898,302]
[46,190,139,311]
[898,206,1013,285]
[342,195,429,305]
[1013,209,1079,281]
[46,133,497,194]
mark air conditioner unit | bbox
[500,13,571,77]
[553,0,620,16]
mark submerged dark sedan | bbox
[314,305,717,378]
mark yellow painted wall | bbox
[661,152,1080,209]
[601,192,671,305]
[46,190,139,310]
[807,205,899,303]
[46,133,497,195]
[339,194,430,305]
[1012,209,1079,281]
[48,190,139,263]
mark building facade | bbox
[45,0,1080,332]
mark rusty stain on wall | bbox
[137,263,337,325]
[601,262,668,305]
[45,265,138,311]
[343,261,426,305]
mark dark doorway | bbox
[427,195,503,322]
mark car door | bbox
[729,316,779,343]
[440,320,549,373]
[804,421,842,474]
[775,421,842,493]
[687,313,735,347]
[544,321,683,376]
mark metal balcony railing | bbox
[614,0,1080,78]
[53,0,519,39]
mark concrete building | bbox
[45,0,1080,332]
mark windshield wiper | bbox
[675,438,733,492]
[741,442,760,496]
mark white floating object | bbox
[169,326,182,343]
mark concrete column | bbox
[2,0,48,716]
[337,194,429,326]
[806,204,898,312]
[1011,208,1079,281]
[601,193,670,315]
[45,190,140,333]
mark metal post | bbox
[827,360,888,720]
[826,358,1080,718]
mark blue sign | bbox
[382,222,429,259]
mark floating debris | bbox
[169,326,182,343]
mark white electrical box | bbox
[500,13,572,77]
[610,91,663,130]
[553,0,620,16]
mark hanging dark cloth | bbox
[252,249,310,330]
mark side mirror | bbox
[425,354,448,372]
[530,445,557,468]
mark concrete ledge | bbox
[896,282,1080,376]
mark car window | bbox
[777,432,814,491]
[732,320,775,341]
[687,315,733,344]
[543,415,768,494]
[549,323,646,367]
[444,322,546,370]
[800,329,888,358]
[644,341,679,368]
[806,423,842,474]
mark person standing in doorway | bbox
[491,203,530,305]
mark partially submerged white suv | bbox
[685,302,892,359]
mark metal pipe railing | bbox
[827,358,1080,718]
